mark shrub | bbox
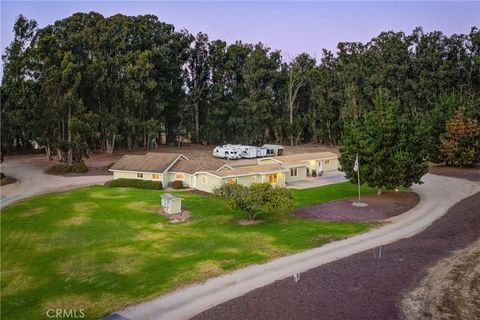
[48,164,72,175]
[48,162,89,175]
[71,162,89,173]
[172,180,184,189]
[0,172,5,179]
[214,182,293,220]
[107,178,162,190]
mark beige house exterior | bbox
[109,151,339,193]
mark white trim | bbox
[109,169,162,175]
[162,154,189,174]
[198,169,289,179]
[216,164,234,171]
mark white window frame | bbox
[290,168,298,177]
[175,173,185,180]
[137,173,143,178]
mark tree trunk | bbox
[46,145,52,160]
[377,188,383,195]
[194,101,200,143]
[106,133,116,155]
[57,148,63,162]
[67,104,73,165]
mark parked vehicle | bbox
[213,146,241,160]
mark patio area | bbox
[286,170,348,189]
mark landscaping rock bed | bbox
[291,191,420,222]
[193,191,480,320]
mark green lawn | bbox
[1,183,373,319]
[291,181,377,208]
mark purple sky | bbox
[1,1,479,78]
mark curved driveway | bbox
[115,174,480,320]
[0,156,112,208]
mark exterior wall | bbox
[112,171,163,181]
[285,166,307,183]
[195,173,222,193]
[224,174,262,187]
[166,172,193,188]
[260,172,286,188]
[320,158,339,172]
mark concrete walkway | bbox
[114,174,480,320]
[0,155,112,208]
[286,170,347,189]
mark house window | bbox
[202,176,208,184]
[175,173,185,180]
[290,168,298,177]
[252,176,257,182]
[268,174,277,184]
[152,174,160,179]
[325,160,330,165]
[137,173,143,178]
[226,178,237,185]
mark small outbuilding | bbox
[161,193,182,215]
[262,144,285,156]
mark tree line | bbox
[1,12,479,164]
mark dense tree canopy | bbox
[1,13,479,164]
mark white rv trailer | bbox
[238,145,258,158]
[213,146,241,160]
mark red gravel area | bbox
[430,165,480,182]
[193,192,480,320]
[291,191,419,222]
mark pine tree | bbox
[440,107,480,166]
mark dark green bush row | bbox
[172,180,184,189]
[48,162,89,175]
[106,178,162,190]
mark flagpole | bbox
[357,162,361,203]
[352,153,367,207]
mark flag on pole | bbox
[353,154,359,172]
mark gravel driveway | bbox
[0,155,112,208]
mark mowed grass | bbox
[1,184,373,319]
[291,181,377,208]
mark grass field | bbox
[1,183,375,319]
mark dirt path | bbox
[111,174,479,320]
[193,191,480,320]
[402,239,480,320]
[0,155,112,208]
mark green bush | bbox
[48,164,72,175]
[107,178,162,190]
[213,182,293,220]
[172,180,184,189]
[48,162,89,175]
[71,162,89,173]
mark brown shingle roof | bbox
[208,164,288,178]
[109,152,185,173]
[273,152,338,163]
[170,159,225,174]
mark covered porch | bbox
[286,170,347,189]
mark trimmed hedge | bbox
[48,162,89,175]
[107,178,162,190]
[172,180,184,189]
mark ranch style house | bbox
[109,151,339,193]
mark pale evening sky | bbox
[1,1,479,78]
